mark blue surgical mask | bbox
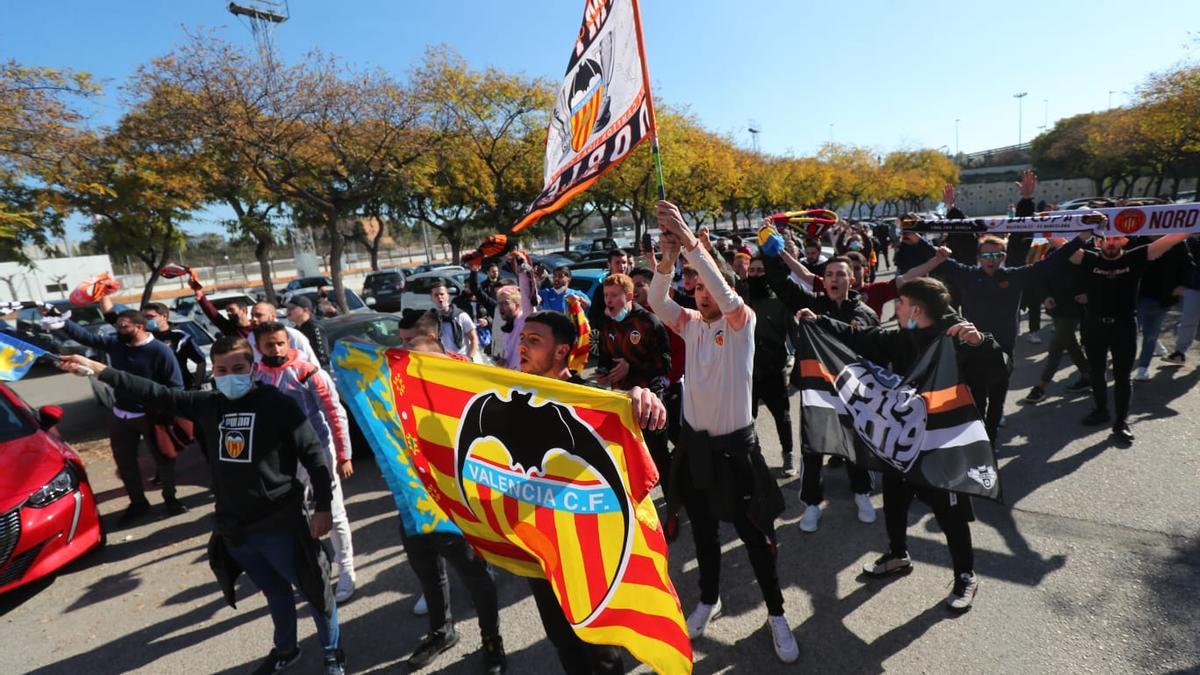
[214,373,253,400]
[905,318,918,330]
[848,241,863,251]
[145,319,160,333]
[610,307,629,322]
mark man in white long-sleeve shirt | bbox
[648,200,799,664]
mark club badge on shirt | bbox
[219,413,255,463]
[714,329,725,346]
[629,330,641,345]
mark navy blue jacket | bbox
[61,321,183,413]
[916,236,1085,353]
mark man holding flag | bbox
[796,277,1004,611]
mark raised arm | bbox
[896,245,952,287]
[648,231,686,330]
[779,249,816,286]
[657,201,750,330]
[57,317,115,350]
[61,355,210,418]
[761,253,818,312]
[1148,233,1189,261]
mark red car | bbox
[0,383,103,594]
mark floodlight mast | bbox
[227,1,289,72]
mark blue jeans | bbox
[226,530,340,655]
[1175,288,1200,354]
[1136,298,1169,369]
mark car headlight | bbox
[27,464,78,508]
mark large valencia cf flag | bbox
[332,341,692,674]
[512,0,654,233]
[794,323,1003,501]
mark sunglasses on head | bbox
[979,252,1005,261]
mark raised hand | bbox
[943,184,957,209]
[1016,170,1037,199]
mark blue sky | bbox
[3,0,1198,238]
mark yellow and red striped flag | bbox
[340,343,692,673]
[564,293,592,372]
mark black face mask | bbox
[116,332,136,344]
[261,354,287,367]
[747,276,770,299]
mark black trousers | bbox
[1084,318,1137,423]
[645,427,671,498]
[881,473,975,576]
[798,452,871,505]
[528,578,625,674]
[400,529,499,639]
[752,367,793,460]
[680,467,785,615]
[109,414,176,504]
[1039,315,1088,384]
[968,352,1011,444]
[664,380,683,447]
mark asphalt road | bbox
[3,308,1199,674]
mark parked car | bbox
[0,383,104,594]
[397,270,468,312]
[409,263,464,276]
[567,268,606,299]
[534,253,582,270]
[283,276,333,294]
[1175,190,1196,204]
[282,288,370,317]
[361,269,406,312]
[316,312,405,459]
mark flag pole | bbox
[630,0,666,200]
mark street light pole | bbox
[1013,92,1028,145]
[828,122,834,143]
[1108,90,1115,108]
[1043,99,1048,129]
[955,118,960,155]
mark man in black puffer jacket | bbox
[761,252,880,531]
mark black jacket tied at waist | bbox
[668,423,785,540]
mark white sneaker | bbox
[766,614,800,663]
[1025,332,1043,344]
[412,593,428,616]
[854,493,877,523]
[798,504,821,533]
[1133,367,1151,381]
[334,572,356,603]
[1155,340,1168,357]
[946,572,979,612]
[686,598,721,639]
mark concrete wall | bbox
[956,177,1198,218]
[0,255,114,303]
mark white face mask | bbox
[214,373,253,399]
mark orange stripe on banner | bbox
[922,384,974,414]
[574,511,609,611]
[587,607,692,661]
[798,358,835,382]
[474,483,508,542]
[396,375,476,421]
[534,500,572,621]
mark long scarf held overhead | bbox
[903,201,1200,236]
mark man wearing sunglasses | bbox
[911,230,1088,444]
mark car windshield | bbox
[366,272,400,288]
[0,393,33,442]
[173,321,214,346]
[327,317,404,348]
[61,305,107,327]
[296,290,365,311]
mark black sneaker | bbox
[1020,386,1046,404]
[1066,376,1092,392]
[481,635,507,674]
[116,501,151,528]
[408,626,459,670]
[861,551,913,578]
[946,572,979,612]
[164,497,188,516]
[1111,422,1134,444]
[323,649,345,675]
[1163,351,1186,365]
[251,647,301,675]
[1081,409,1111,426]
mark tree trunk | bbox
[605,216,614,239]
[256,236,277,305]
[140,256,163,308]
[563,230,572,250]
[327,212,349,313]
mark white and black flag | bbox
[794,322,1002,502]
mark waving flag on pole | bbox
[0,333,47,381]
[794,323,1003,501]
[512,0,659,233]
[332,341,692,674]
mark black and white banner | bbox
[903,202,1200,236]
[794,322,1002,501]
